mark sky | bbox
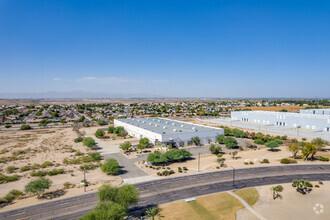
[0,0,329,98]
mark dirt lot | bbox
[0,127,122,210]
[237,181,330,220]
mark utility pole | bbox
[84,168,86,192]
[198,153,201,172]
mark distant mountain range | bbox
[0,91,163,99]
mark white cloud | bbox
[76,77,144,84]
[54,78,62,81]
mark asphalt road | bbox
[1,164,330,220]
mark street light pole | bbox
[198,153,201,172]
[230,166,235,188]
[84,168,86,192]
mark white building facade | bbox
[114,117,224,146]
[231,110,330,132]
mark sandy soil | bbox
[0,127,122,211]
[136,144,330,177]
[237,181,330,220]
[231,106,309,112]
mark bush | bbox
[41,161,53,168]
[260,159,270,164]
[254,139,265,145]
[6,166,17,173]
[89,152,102,161]
[95,129,105,138]
[108,126,115,133]
[249,161,254,165]
[20,166,31,172]
[315,185,320,188]
[80,164,99,170]
[75,151,84,156]
[244,162,249,165]
[101,159,120,175]
[83,137,97,148]
[4,125,11,129]
[265,141,280,151]
[63,182,75,189]
[20,124,31,130]
[74,137,83,143]
[280,158,297,164]
[0,174,20,183]
[319,157,329,162]
[239,146,243,151]
[47,169,64,176]
[30,171,47,177]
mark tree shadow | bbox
[40,189,66,200]
[268,148,281,152]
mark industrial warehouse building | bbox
[231,109,330,132]
[114,117,224,146]
[300,108,330,116]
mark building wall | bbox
[300,109,330,116]
[231,111,330,132]
[114,119,224,146]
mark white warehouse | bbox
[114,117,224,146]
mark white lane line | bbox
[227,191,266,220]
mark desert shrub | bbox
[183,167,188,171]
[47,169,64,176]
[315,185,320,188]
[108,126,115,133]
[0,174,20,183]
[101,159,120,175]
[80,164,99,170]
[319,181,323,185]
[74,137,84,143]
[30,163,40,170]
[5,189,23,201]
[239,146,243,151]
[280,158,297,164]
[157,170,175,176]
[75,151,84,156]
[83,137,97,148]
[89,152,102,161]
[20,124,31,130]
[41,161,53,168]
[4,125,12,128]
[6,166,17,173]
[30,171,47,177]
[254,139,265,145]
[319,157,329,162]
[260,159,270,164]
[244,162,249,165]
[249,161,254,165]
[63,182,75,189]
[281,135,288,140]
[20,166,31,172]
[0,149,9,154]
[63,158,82,165]
[95,129,105,138]
[4,193,15,202]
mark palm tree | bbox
[145,206,159,220]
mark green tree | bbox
[292,179,311,194]
[301,142,317,160]
[265,141,280,151]
[287,142,300,159]
[79,201,126,220]
[145,207,160,220]
[231,151,238,159]
[83,137,97,148]
[108,126,115,133]
[101,159,120,175]
[120,141,132,152]
[24,177,52,198]
[95,129,105,138]
[311,138,328,153]
[191,136,201,146]
[223,137,238,149]
[217,135,226,144]
[271,185,283,200]
[137,138,150,152]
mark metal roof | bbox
[116,117,222,135]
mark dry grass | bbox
[231,106,309,112]
[159,188,258,220]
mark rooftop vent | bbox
[165,122,168,124]
[181,125,184,127]
[172,123,175,125]
[155,124,159,127]
[149,123,152,125]
[142,121,145,123]
[173,129,177,132]
[152,119,155,121]
[163,126,167,129]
